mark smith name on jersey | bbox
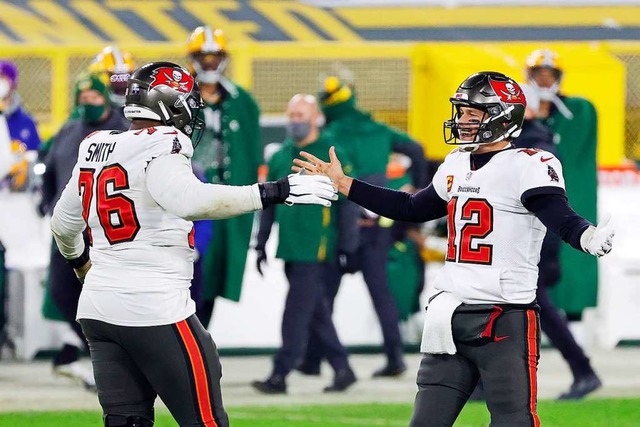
[432,147,565,305]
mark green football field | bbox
[1,399,639,427]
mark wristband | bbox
[67,245,90,269]
[258,176,290,208]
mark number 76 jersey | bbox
[431,147,565,305]
[71,127,195,289]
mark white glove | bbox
[285,173,338,207]
[580,214,615,257]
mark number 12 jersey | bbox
[431,147,566,304]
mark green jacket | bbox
[326,110,412,176]
[266,132,353,263]
[197,79,262,302]
[544,96,598,315]
[386,173,423,320]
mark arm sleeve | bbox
[348,180,448,223]
[0,114,12,181]
[146,154,263,220]
[50,165,86,260]
[255,206,275,251]
[523,191,592,251]
[337,199,361,253]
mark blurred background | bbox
[1,0,640,425]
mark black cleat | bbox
[372,363,407,378]
[558,373,602,400]
[323,369,357,393]
[251,375,287,394]
[295,362,321,376]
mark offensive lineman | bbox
[294,71,614,427]
[50,62,337,427]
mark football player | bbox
[89,46,136,107]
[186,26,262,327]
[295,71,614,427]
[50,62,336,427]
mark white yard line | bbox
[1,349,640,412]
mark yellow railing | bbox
[0,42,635,166]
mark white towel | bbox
[420,292,463,355]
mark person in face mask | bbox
[39,64,128,158]
[524,49,600,354]
[75,77,111,125]
[185,26,262,328]
[297,76,430,379]
[525,49,573,120]
[0,60,41,152]
[252,94,358,394]
[39,71,129,391]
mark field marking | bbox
[231,411,408,426]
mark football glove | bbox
[580,214,615,257]
[258,172,338,208]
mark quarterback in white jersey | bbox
[50,62,337,427]
[295,71,614,427]
[430,146,565,305]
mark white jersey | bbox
[51,125,263,327]
[432,146,565,304]
[75,127,196,325]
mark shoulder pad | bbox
[140,126,194,160]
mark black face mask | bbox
[286,121,312,142]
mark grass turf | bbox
[0,399,639,426]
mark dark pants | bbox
[411,309,540,427]
[80,315,229,427]
[273,262,350,376]
[49,238,88,346]
[305,226,404,367]
[537,284,593,379]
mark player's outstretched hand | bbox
[285,173,338,207]
[292,146,353,196]
[580,214,615,257]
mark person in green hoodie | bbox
[186,26,262,327]
[251,94,358,394]
[298,77,428,378]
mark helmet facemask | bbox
[442,72,526,152]
[109,72,130,106]
[526,66,562,100]
[444,102,522,152]
[158,93,206,147]
[190,52,228,85]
